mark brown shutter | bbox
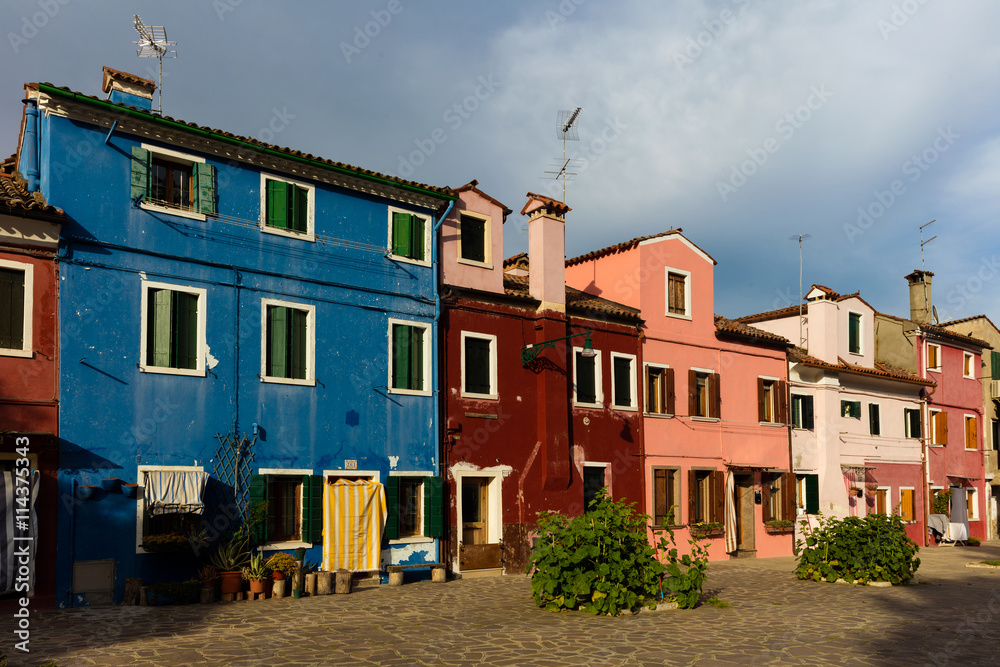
[688,469,697,523]
[688,369,697,416]
[712,471,725,523]
[664,368,675,415]
[710,373,721,419]
[761,473,772,522]
[967,416,978,449]
[654,469,667,521]
[937,412,949,445]
[777,381,789,424]
[782,472,796,522]
[757,378,766,422]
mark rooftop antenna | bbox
[544,107,582,203]
[133,14,177,114]
[788,234,812,348]
[920,219,936,323]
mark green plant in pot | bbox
[208,532,251,596]
[242,552,271,595]
[265,552,298,581]
[197,565,218,589]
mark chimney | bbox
[521,192,570,313]
[102,67,156,112]
[905,270,934,324]
[804,286,839,364]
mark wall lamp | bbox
[521,330,594,367]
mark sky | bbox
[2,0,999,322]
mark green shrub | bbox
[794,512,919,585]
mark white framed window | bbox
[652,467,681,526]
[388,318,431,395]
[904,408,921,439]
[868,403,881,436]
[573,346,603,407]
[690,368,721,420]
[461,331,497,399]
[610,352,637,410]
[0,259,32,358]
[583,462,610,512]
[139,279,207,376]
[847,311,863,355]
[930,409,947,446]
[757,376,784,424]
[134,465,206,554]
[963,352,975,379]
[664,267,691,319]
[967,487,979,521]
[387,470,439,544]
[388,206,431,266]
[252,468,317,549]
[260,298,316,385]
[133,143,213,221]
[260,173,315,241]
[897,487,916,522]
[791,394,814,429]
[871,486,889,515]
[926,343,941,372]
[644,363,675,415]
[965,414,979,451]
[458,211,491,267]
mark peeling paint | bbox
[388,455,399,469]
[205,345,219,370]
[388,542,434,565]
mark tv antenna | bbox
[133,15,177,114]
[788,234,812,348]
[544,107,582,203]
[920,219,936,322]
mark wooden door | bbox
[459,477,502,570]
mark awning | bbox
[946,474,980,482]
[144,470,208,515]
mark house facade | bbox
[15,68,455,606]
[565,230,793,560]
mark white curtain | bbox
[144,470,208,515]
[1,470,39,593]
[725,470,737,554]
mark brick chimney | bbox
[102,67,156,112]
[522,192,569,313]
[905,270,934,324]
[804,285,839,364]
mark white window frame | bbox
[870,485,890,516]
[452,466,507,552]
[572,346,603,408]
[904,407,921,439]
[897,486,916,522]
[610,352,638,411]
[965,413,979,451]
[139,143,207,222]
[256,467,313,550]
[387,205,432,267]
[583,462,611,508]
[664,266,692,320]
[869,402,881,437]
[759,375,780,424]
[847,310,863,356]
[388,470,434,545]
[0,258,32,358]
[644,362,672,416]
[929,408,944,446]
[387,318,432,396]
[139,279,207,377]
[790,394,813,430]
[460,331,498,400]
[926,342,941,372]
[457,210,492,268]
[691,366,718,421]
[963,352,975,379]
[259,173,316,242]
[135,464,204,554]
[967,487,979,521]
[260,298,316,386]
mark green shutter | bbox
[411,326,424,390]
[869,404,880,436]
[289,308,307,380]
[174,291,198,370]
[303,475,323,544]
[849,313,860,353]
[130,146,150,202]
[392,212,412,257]
[410,214,425,261]
[194,162,216,215]
[268,306,287,378]
[266,179,289,229]
[384,476,400,540]
[292,185,309,232]
[992,351,1000,380]
[0,268,24,350]
[149,289,172,367]
[805,474,820,514]
[802,396,814,430]
[392,324,410,389]
[423,476,444,538]
[248,474,269,545]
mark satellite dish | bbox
[932,305,940,324]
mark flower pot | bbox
[271,571,286,581]
[292,588,302,599]
[201,579,216,589]
[219,571,243,595]
[101,478,122,492]
[76,485,100,500]
[122,483,139,498]
[249,578,266,595]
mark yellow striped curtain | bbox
[323,479,386,572]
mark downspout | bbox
[432,198,455,566]
[21,98,40,191]
[920,330,933,548]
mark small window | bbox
[898,488,916,522]
[611,353,637,410]
[796,474,819,514]
[930,410,948,445]
[389,208,430,264]
[791,395,814,429]
[248,471,323,545]
[926,343,941,371]
[573,347,602,406]
[873,487,888,515]
[841,400,861,419]
[645,365,675,415]
[389,319,431,394]
[904,408,921,439]
[763,472,796,522]
[261,299,315,384]
[965,415,978,451]
[688,469,723,524]
[869,404,881,436]
[140,281,206,376]
[458,213,488,264]
[963,352,975,379]
[461,332,497,398]
[261,174,314,239]
[967,488,978,521]
[848,312,862,355]
[0,261,32,357]
[689,370,720,419]
[583,464,608,513]
[653,468,681,526]
[137,467,208,552]
[758,378,786,424]
[385,474,443,540]
[131,144,215,219]
[665,268,690,318]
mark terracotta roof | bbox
[714,316,790,346]
[736,304,801,324]
[0,172,63,217]
[808,284,840,299]
[101,66,155,92]
[566,229,689,267]
[919,322,990,349]
[501,273,641,322]
[788,347,935,386]
[503,252,529,271]
[1,153,15,175]
[940,314,1000,338]
[449,180,512,216]
[520,192,570,217]
[31,83,454,201]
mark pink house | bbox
[565,230,794,560]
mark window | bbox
[848,312,862,355]
[261,174,314,239]
[689,370,720,419]
[389,207,430,264]
[140,281,206,376]
[791,395,814,429]
[653,468,681,526]
[461,332,497,398]
[665,267,691,318]
[611,353,637,410]
[841,400,861,419]
[963,352,975,379]
[0,260,32,357]
[967,488,979,521]
[965,415,978,450]
[904,408,921,439]
[991,350,1000,380]
[763,472,796,522]
[796,474,819,514]
[688,470,723,524]
[583,464,608,513]
[249,471,322,546]
[645,365,675,415]
[898,488,916,522]
[869,404,881,436]
[573,347,602,406]
[458,213,489,264]
[136,466,207,552]
[261,299,315,384]
[389,319,431,395]
[385,474,443,540]
[926,343,941,371]
[131,144,215,219]
[873,487,888,515]
[930,409,948,445]
[757,378,787,424]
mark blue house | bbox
[13,67,454,606]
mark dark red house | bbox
[439,185,644,575]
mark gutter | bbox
[432,199,455,568]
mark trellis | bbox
[212,432,257,519]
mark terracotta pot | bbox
[201,579,215,589]
[271,571,286,581]
[219,571,243,595]
[249,578,266,594]
[121,483,139,498]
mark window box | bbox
[764,520,795,534]
[689,522,724,537]
[140,532,194,553]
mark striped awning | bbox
[144,470,208,515]
[324,479,386,572]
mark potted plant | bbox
[764,519,795,533]
[242,552,270,595]
[208,532,251,596]
[198,565,218,589]
[266,552,298,581]
[967,537,982,547]
[141,533,190,553]
[690,521,724,537]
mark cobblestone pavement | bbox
[6,543,1000,666]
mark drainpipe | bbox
[920,336,934,547]
[432,198,455,566]
[21,98,40,192]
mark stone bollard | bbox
[272,579,286,598]
[316,571,333,595]
[335,569,352,594]
[432,566,446,583]
[388,570,404,586]
[305,572,317,596]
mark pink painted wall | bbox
[439,189,505,294]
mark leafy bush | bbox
[526,490,709,614]
[932,489,952,517]
[795,512,919,585]
[654,522,710,609]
